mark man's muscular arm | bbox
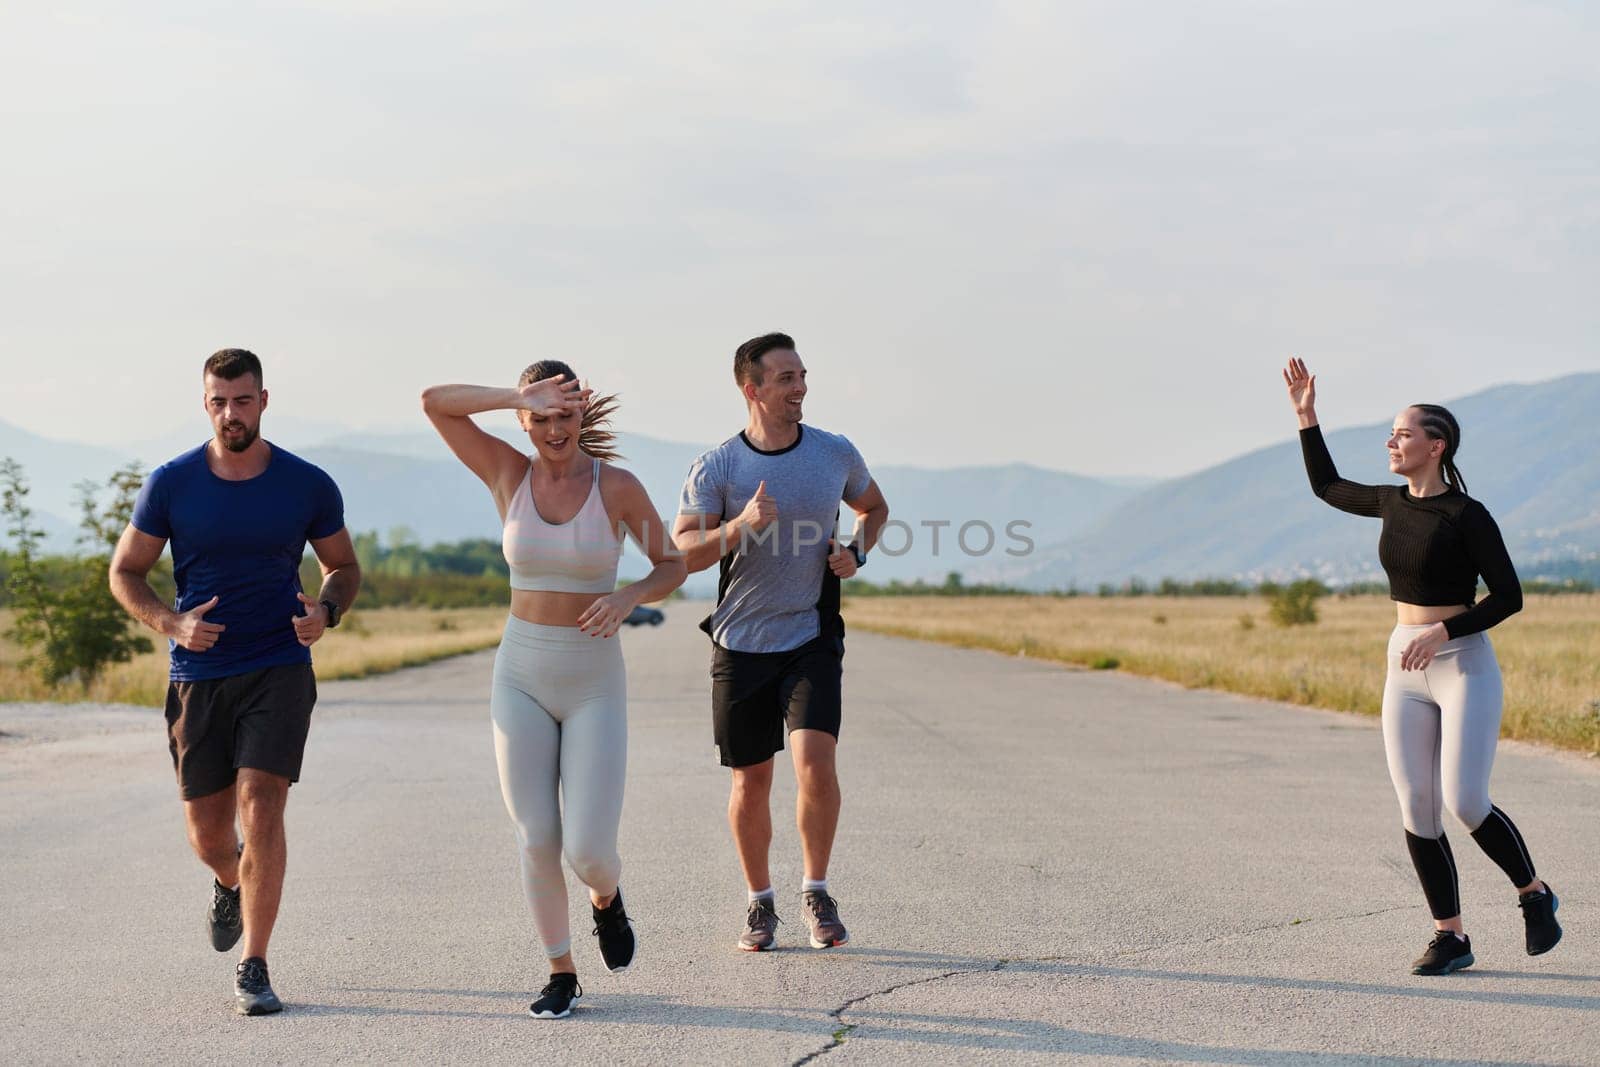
[109,525,225,651]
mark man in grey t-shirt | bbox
[674,332,889,953]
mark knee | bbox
[237,779,287,832]
[794,757,838,799]
[513,817,562,857]
[564,844,621,892]
[188,822,236,864]
[1394,790,1438,836]
[730,763,774,806]
[1444,788,1492,832]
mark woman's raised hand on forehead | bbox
[517,374,592,416]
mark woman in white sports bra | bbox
[422,361,685,1019]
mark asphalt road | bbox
[3,610,1597,1065]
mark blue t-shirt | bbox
[131,443,345,682]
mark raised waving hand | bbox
[1283,357,1320,429]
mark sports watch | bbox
[321,599,342,628]
[847,541,867,568]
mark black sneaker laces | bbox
[213,884,241,925]
[1426,931,1463,953]
[539,974,581,999]
[236,958,270,992]
[592,898,631,937]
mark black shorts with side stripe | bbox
[711,635,842,768]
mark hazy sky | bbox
[2,1,1596,477]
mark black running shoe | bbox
[801,890,849,949]
[208,880,243,952]
[529,973,581,1019]
[591,888,637,973]
[739,898,781,952]
[1519,884,1562,956]
[234,956,283,1015]
[1410,931,1474,976]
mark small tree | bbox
[1268,578,1328,627]
[1,458,152,686]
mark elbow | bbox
[1503,588,1523,617]
[682,545,716,575]
[420,386,452,415]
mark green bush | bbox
[1267,579,1328,627]
[2,458,153,685]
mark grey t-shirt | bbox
[678,424,872,654]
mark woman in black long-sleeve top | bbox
[1283,357,1561,976]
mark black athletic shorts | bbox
[164,663,317,799]
[712,635,842,768]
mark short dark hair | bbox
[733,333,795,387]
[204,349,263,387]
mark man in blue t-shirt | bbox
[673,332,889,955]
[109,349,360,1016]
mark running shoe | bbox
[234,956,283,1015]
[209,841,245,952]
[592,888,637,973]
[208,880,243,952]
[801,890,849,949]
[529,973,581,1019]
[739,897,782,952]
[1410,931,1474,976]
[1519,883,1562,956]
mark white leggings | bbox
[490,616,627,959]
[1381,625,1502,836]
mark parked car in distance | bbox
[625,605,665,627]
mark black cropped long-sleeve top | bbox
[1299,424,1522,638]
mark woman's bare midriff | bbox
[1395,602,1468,626]
[510,589,605,628]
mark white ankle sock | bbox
[802,878,828,895]
[748,886,775,904]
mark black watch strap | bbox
[320,599,341,628]
[848,542,866,568]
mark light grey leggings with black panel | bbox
[1382,624,1536,919]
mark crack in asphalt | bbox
[788,904,1424,1064]
[791,962,1008,1065]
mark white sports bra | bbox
[502,459,622,594]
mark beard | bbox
[218,422,259,453]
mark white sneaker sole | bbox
[809,934,849,949]
[528,1005,573,1019]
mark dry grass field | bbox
[0,606,509,706]
[843,594,1600,753]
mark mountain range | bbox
[0,416,1141,589]
[3,371,1595,590]
[989,372,1600,589]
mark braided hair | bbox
[518,360,623,462]
[1410,404,1466,495]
